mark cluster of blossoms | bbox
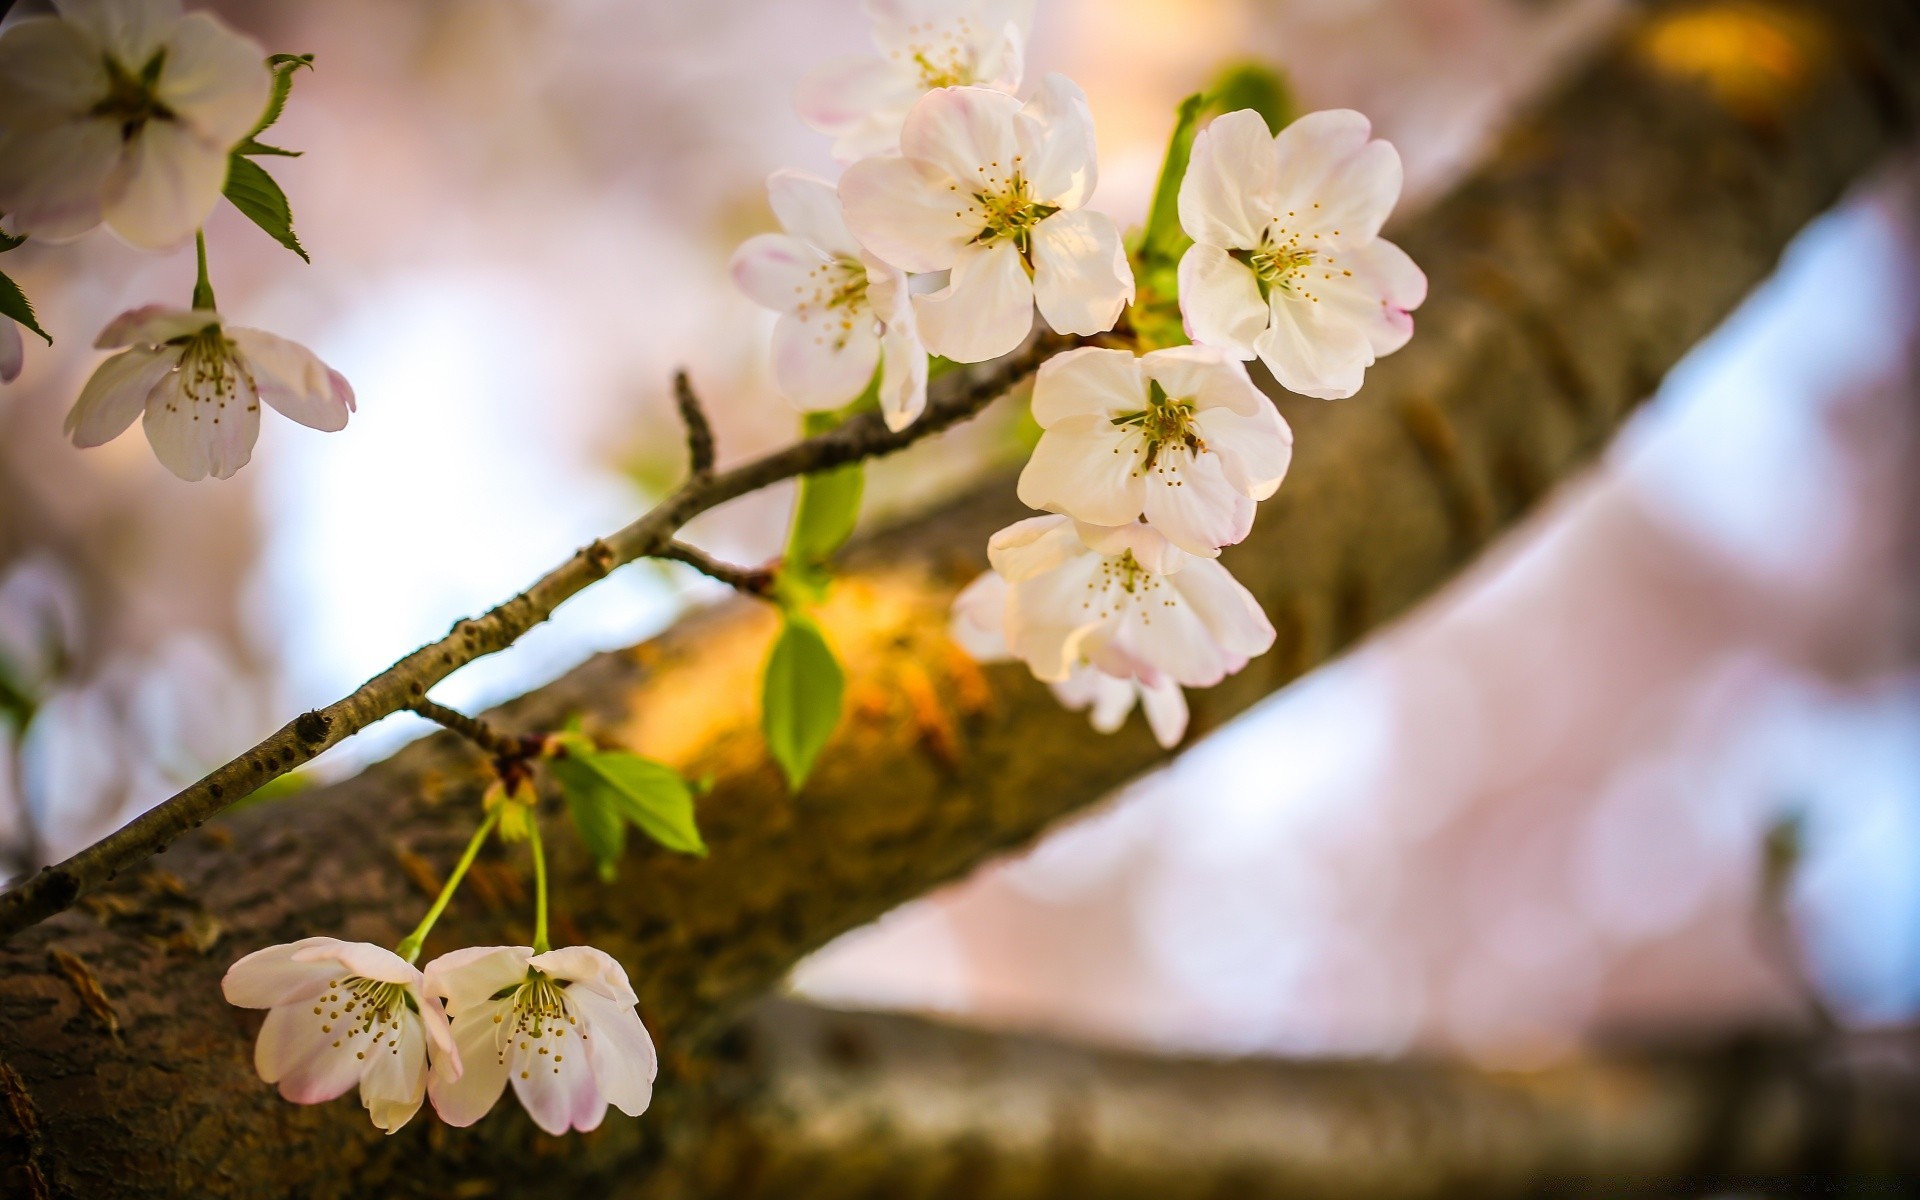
[223,937,656,1134]
[735,0,1423,746]
[0,0,355,479]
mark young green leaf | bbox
[0,230,26,253]
[550,757,628,880]
[0,270,52,344]
[549,746,707,877]
[251,52,315,139]
[236,137,301,158]
[761,612,845,792]
[1206,62,1295,136]
[224,154,309,262]
[786,410,866,572]
[1139,93,1206,272]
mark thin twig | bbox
[675,369,716,477]
[657,541,775,596]
[410,699,534,760]
[0,334,1064,941]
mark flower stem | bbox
[528,812,551,954]
[395,809,498,964]
[191,230,217,311]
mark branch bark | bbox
[1,0,1916,1195]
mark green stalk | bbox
[394,809,498,964]
[191,230,217,311]
[528,814,551,954]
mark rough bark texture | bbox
[2,0,1917,1195]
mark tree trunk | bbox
[2,0,1916,1195]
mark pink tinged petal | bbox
[529,945,638,1005]
[900,85,1022,192]
[424,945,533,1016]
[221,937,346,1009]
[54,0,182,67]
[1005,552,1109,683]
[102,119,230,250]
[0,321,21,384]
[950,571,1012,661]
[731,233,824,314]
[419,990,459,1081]
[912,238,1033,363]
[137,362,261,479]
[878,315,929,432]
[0,120,118,242]
[95,304,216,348]
[1256,286,1374,400]
[838,154,975,274]
[1179,108,1278,250]
[0,17,106,119]
[767,169,860,258]
[429,1002,512,1126]
[572,987,658,1117]
[1074,519,1188,575]
[985,513,1079,581]
[795,55,920,161]
[268,1014,367,1105]
[1051,667,1135,734]
[1325,236,1426,357]
[1030,346,1146,425]
[1018,415,1144,527]
[1017,73,1097,209]
[230,327,353,432]
[1177,243,1266,359]
[1171,558,1274,662]
[1139,344,1263,417]
[359,1009,429,1133]
[152,12,271,147]
[1272,109,1401,243]
[1030,209,1132,338]
[65,346,173,447]
[509,1030,603,1135]
[1192,402,1293,501]
[1105,588,1228,688]
[1138,445,1254,557]
[292,940,418,986]
[253,1002,340,1091]
[772,310,881,411]
[1138,677,1189,748]
[974,20,1026,92]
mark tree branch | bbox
[673,369,716,479]
[0,335,1066,941]
[656,541,776,597]
[0,0,1915,1194]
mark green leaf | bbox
[1139,93,1206,272]
[251,52,314,138]
[223,154,309,262]
[550,746,707,877]
[0,269,51,344]
[236,137,301,158]
[1207,62,1295,136]
[786,406,866,570]
[0,230,25,253]
[761,612,844,792]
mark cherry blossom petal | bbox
[731,233,822,313]
[296,940,418,985]
[571,986,658,1117]
[1030,346,1146,425]
[95,304,216,348]
[152,11,271,147]
[1179,108,1277,250]
[772,310,881,410]
[429,1001,512,1126]
[839,154,975,273]
[878,311,929,431]
[0,120,119,242]
[950,571,1012,660]
[1169,558,1275,663]
[986,513,1083,583]
[900,85,1022,192]
[102,118,231,250]
[1273,109,1401,244]
[359,1008,429,1133]
[0,320,21,384]
[1018,414,1144,527]
[1017,73,1097,209]
[509,1032,604,1135]
[1139,344,1264,417]
[1324,235,1427,356]
[529,946,638,1005]
[973,18,1026,91]
[1074,520,1189,576]
[1004,550,1106,682]
[232,327,355,432]
[1100,588,1230,687]
[424,945,533,1015]
[912,238,1033,363]
[1176,243,1266,359]
[1193,401,1293,500]
[1030,209,1132,337]
[0,16,104,121]
[54,0,181,66]
[64,346,172,447]
[1138,677,1189,748]
[795,55,921,162]
[221,937,345,1009]
[1138,445,1254,557]
[1050,666,1130,733]
[767,169,861,259]
[1256,287,1376,400]
[267,1013,366,1105]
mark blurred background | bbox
[0,0,1915,1081]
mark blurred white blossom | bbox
[0,0,270,250]
[841,75,1133,362]
[1179,108,1425,399]
[66,305,354,481]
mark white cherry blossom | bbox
[0,319,20,383]
[1178,108,1426,400]
[840,74,1134,363]
[1018,345,1293,557]
[984,514,1274,690]
[221,936,458,1134]
[731,169,928,430]
[65,304,354,481]
[952,568,1190,747]
[424,944,657,1136]
[0,0,271,250]
[796,0,1029,163]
